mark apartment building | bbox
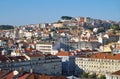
[24,53,62,75]
[75,53,120,76]
[0,53,62,76]
[36,43,52,54]
[36,43,58,55]
[0,55,28,71]
[106,70,120,79]
[0,70,67,79]
[56,50,75,76]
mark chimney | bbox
[104,56,106,58]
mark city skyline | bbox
[0,0,120,26]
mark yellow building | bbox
[52,23,63,28]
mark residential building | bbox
[56,50,75,76]
[23,53,62,75]
[0,37,8,47]
[84,17,91,23]
[0,70,67,79]
[0,53,62,75]
[113,43,120,54]
[106,70,120,79]
[24,32,32,39]
[76,17,85,26]
[75,53,120,76]
[0,55,28,71]
[59,35,71,51]
[36,43,58,55]
[108,33,120,43]
[40,23,48,28]
[52,23,63,28]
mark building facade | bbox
[106,70,120,79]
[56,50,75,76]
[36,43,58,55]
[0,53,62,76]
[75,53,120,76]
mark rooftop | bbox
[26,53,44,58]
[77,52,120,60]
[56,50,73,56]
[0,70,67,79]
[112,70,120,75]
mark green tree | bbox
[111,24,120,34]
[23,36,27,40]
[97,27,105,33]
[81,72,88,78]
[0,25,14,30]
[70,26,78,30]
[100,75,106,79]
[61,16,73,20]
[90,73,96,79]
[111,24,120,31]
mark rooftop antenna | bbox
[77,17,82,50]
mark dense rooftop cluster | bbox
[0,16,120,79]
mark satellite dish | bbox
[13,70,19,75]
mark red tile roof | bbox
[39,74,67,79]
[0,55,9,63]
[80,49,93,52]
[8,56,27,62]
[112,70,120,75]
[0,71,67,79]
[1,71,14,79]
[77,52,120,60]
[57,30,69,33]
[56,51,72,56]
[18,73,29,79]
[27,53,44,57]
[0,70,6,78]
[116,45,120,50]
[90,53,120,60]
[108,32,120,36]
[0,37,9,40]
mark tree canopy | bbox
[110,24,120,34]
[111,24,120,31]
[0,25,14,30]
[81,72,88,78]
[61,16,73,20]
[100,75,106,79]
[90,73,96,78]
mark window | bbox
[116,76,118,79]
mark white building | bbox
[36,43,58,55]
[40,23,47,28]
[106,70,120,79]
[23,32,32,39]
[75,53,120,76]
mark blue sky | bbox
[0,0,120,26]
